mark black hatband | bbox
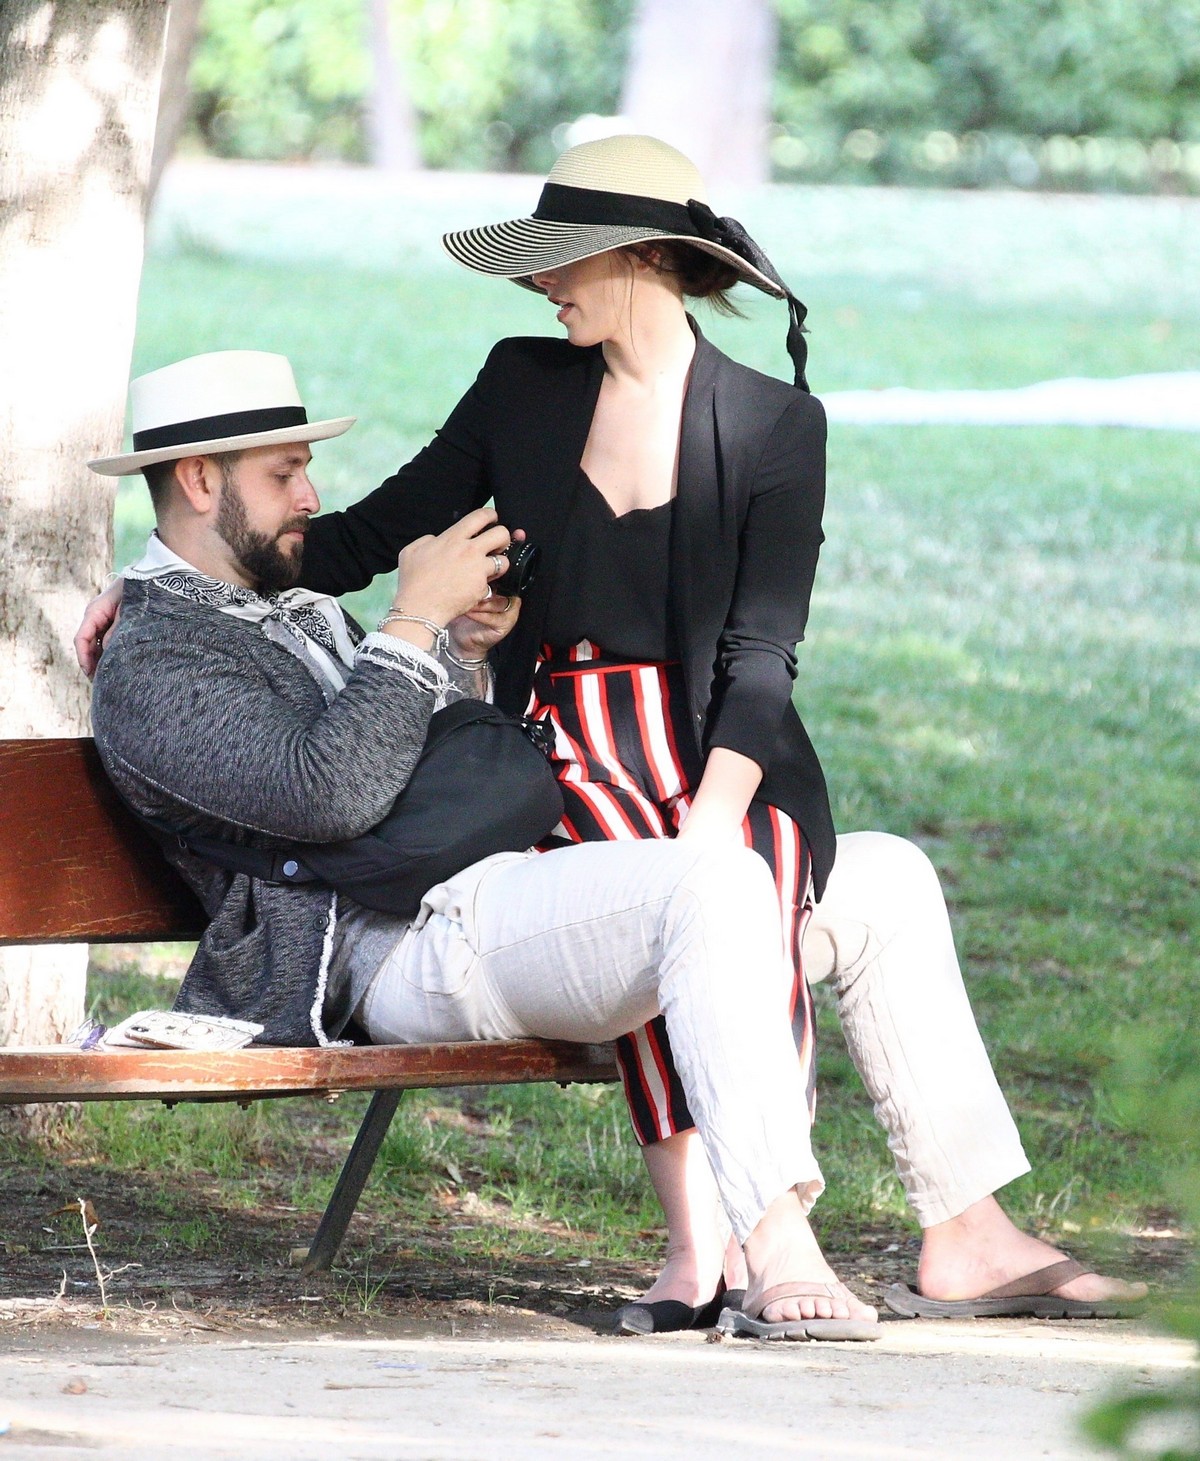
[533,184,696,234]
[133,406,309,452]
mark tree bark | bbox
[0,0,169,1137]
[620,0,778,185]
[366,0,421,171]
[148,0,204,208]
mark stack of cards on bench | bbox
[101,1010,264,1051]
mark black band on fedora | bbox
[532,184,810,391]
[132,405,310,452]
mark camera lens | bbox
[493,540,540,598]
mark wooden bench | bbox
[0,738,617,1271]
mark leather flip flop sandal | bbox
[883,1259,1149,1319]
[716,1282,881,1342]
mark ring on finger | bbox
[495,595,512,613]
[490,553,506,577]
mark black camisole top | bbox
[542,472,678,662]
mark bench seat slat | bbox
[0,1038,617,1103]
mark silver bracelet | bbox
[444,645,489,671]
[378,610,449,657]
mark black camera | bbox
[493,540,540,598]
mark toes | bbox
[758,1285,877,1326]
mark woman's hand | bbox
[74,578,124,677]
[389,508,513,642]
[676,747,764,845]
[448,593,521,660]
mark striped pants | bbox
[530,642,816,1146]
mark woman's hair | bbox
[635,241,743,316]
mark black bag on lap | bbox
[143,700,564,919]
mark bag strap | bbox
[135,809,322,887]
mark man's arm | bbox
[92,626,446,844]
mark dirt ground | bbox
[2,1153,1196,1460]
[2,1149,1189,1335]
[2,1303,1195,1461]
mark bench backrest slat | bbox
[0,739,206,945]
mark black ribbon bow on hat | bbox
[686,199,809,392]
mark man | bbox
[84,351,1144,1324]
[87,349,881,1341]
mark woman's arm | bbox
[700,392,827,788]
[299,343,509,597]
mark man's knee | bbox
[674,841,778,911]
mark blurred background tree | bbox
[162,0,1199,191]
[620,0,778,183]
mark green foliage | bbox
[775,0,1200,142]
[182,0,1200,189]
[191,0,371,160]
[396,0,633,172]
[187,0,632,167]
[1081,1032,1200,1460]
[1084,1307,1200,1458]
[772,0,1200,190]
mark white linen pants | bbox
[806,832,1030,1226]
[359,838,822,1241]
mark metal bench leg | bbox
[302,1088,404,1273]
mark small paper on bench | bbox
[100,1010,264,1051]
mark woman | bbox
[304,133,835,1330]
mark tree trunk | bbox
[620,0,778,185]
[148,0,205,209]
[366,0,421,171]
[0,0,169,1138]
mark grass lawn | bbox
[59,172,1200,1294]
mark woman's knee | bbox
[825,831,947,934]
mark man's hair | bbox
[142,450,243,509]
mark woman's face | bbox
[529,251,639,348]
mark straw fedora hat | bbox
[443,134,810,388]
[89,350,355,477]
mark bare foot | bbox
[742,1190,877,1325]
[918,1196,1148,1304]
[636,1242,726,1309]
[636,1130,732,1308]
[722,1230,748,1294]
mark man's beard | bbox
[216,470,306,594]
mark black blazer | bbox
[302,328,837,896]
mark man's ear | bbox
[174,456,218,514]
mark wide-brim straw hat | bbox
[443,134,784,298]
[442,134,810,388]
[90,350,355,476]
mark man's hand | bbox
[448,593,521,661]
[74,579,124,678]
[392,507,513,629]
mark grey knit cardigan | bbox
[90,579,440,1045]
